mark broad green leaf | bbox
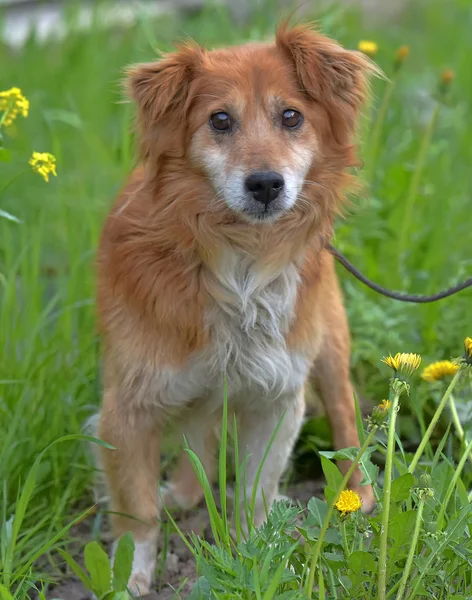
[391,473,414,503]
[307,497,327,527]
[84,541,111,597]
[112,533,135,592]
[320,456,343,491]
[324,552,344,571]
[320,446,378,486]
[348,550,376,573]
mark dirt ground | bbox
[48,480,323,600]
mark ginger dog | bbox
[96,23,377,594]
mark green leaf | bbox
[324,552,344,571]
[391,473,414,503]
[57,549,93,590]
[112,533,135,592]
[84,541,112,597]
[320,446,378,486]
[0,585,14,600]
[348,551,376,573]
[353,391,366,445]
[320,456,343,490]
[389,510,417,547]
[307,497,327,528]
[188,577,212,600]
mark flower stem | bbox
[409,367,463,474]
[437,437,472,530]
[377,387,401,600]
[304,427,378,596]
[340,519,349,558]
[395,496,426,600]
[448,393,472,465]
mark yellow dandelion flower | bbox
[0,87,29,127]
[396,45,410,62]
[335,490,362,515]
[441,69,455,85]
[421,360,459,382]
[379,399,392,411]
[29,152,57,183]
[464,337,472,364]
[381,353,421,377]
[358,40,378,57]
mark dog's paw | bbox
[112,536,156,598]
[358,485,376,514]
[127,571,152,597]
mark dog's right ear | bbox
[126,42,203,128]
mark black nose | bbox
[245,171,285,205]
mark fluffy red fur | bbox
[96,23,377,594]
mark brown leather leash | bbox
[328,243,472,303]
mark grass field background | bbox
[1,0,471,590]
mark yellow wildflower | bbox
[464,337,472,364]
[370,399,392,427]
[29,152,57,183]
[421,360,459,382]
[441,69,455,85]
[396,45,410,62]
[335,490,362,515]
[381,353,421,377]
[0,87,29,127]
[358,40,378,57]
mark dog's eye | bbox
[282,109,303,129]
[210,112,231,132]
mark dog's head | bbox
[127,24,377,224]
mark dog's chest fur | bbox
[158,252,311,407]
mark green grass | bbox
[0,0,471,594]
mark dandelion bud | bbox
[438,69,455,98]
[371,400,392,426]
[417,474,434,499]
[393,45,410,72]
[441,69,455,85]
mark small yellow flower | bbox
[441,69,455,85]
[421,360,460,382]
[396,45,410,62]
[335,490,362,515]
[0,87,29,127]
[358,40,378,57]
[464,337,472,364]
[29,152,57,183]
[379,399,392,411]
[381,353,421,378]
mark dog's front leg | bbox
[236,389,305,530]
[98,387,161,597]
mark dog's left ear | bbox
[276,23,379,142]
